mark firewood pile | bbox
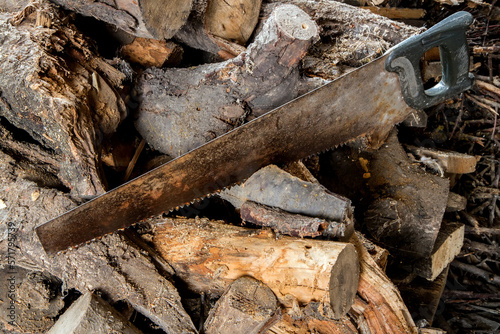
[0,0,498,333]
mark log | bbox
[361,6,426,20]
[120,38,183,68]
[412,222,464,281]
[0,0,31,12]
[47,291,141,334]
[350,234,418,334]
[240,201,352,240]
[0,150,198,334]
[135,4,319,157]
[221,165,353,224]
[151,217,360,319]
[405,146,477,175]
[363,131,450,259]
[261,0,422,77]
[175,0,262,57]
[397,267,449,326]
[0,1,126,197]
[48,0,193,40]
[0,267,64,333]
[203,276,279,334]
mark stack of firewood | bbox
[0,0,498,333]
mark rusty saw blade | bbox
[36,12,474,255]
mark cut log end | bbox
[328,243,360,319]
[274,4,318,41]
[140,0,193,39]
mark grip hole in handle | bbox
[421,47,444,93]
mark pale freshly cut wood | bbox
[49,0,193,40]
[413,222,464,281]
[120,38,183,67]
[203,276,279,334]
[47,291,141,334]
[151,217,360,319]
[406,146,477,174]
[136,5,319,157]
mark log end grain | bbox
[139,0,193,39]
[328,243,360,319]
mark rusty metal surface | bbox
[36,56,415,255]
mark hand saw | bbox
[36,12,474,255]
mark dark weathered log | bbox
[175,0,261,57]
[0,150,198,334]
[0,1,126,197]
[363,131,450,259]
[221,165,353,224]
[48,0,193,40]
[240,200,351,239]
[120,38,183,68]
[47,291,141,334]
[0,267,64,333]
[135,4,319,157]
[203,276,279,334]
[261,0,422,78]
[397,267,449,326]
[151,217,360,319]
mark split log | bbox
[175,0,262,58]
[203,276,279,334]
[0,150,198,334]
[135,4,319,157]
[262,0,422,77]
[406,145,477,175]
[48,0,193,40]
[120,38,183,68]
[221,165,353,225]
[363,131,450,259]
[0,267,64,333]
[47,291,141,334]
[0,1,126,197]
[412,222,464,281]
[151,217,360,319]
[262,312,358,333]
[350,234,418,334]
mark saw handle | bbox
[385,11,474,110]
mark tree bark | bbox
[47,291,141,334]
[48,0,193,40]
[0,1,126,197]
[135,4,319,157]
[151,217,360,319]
